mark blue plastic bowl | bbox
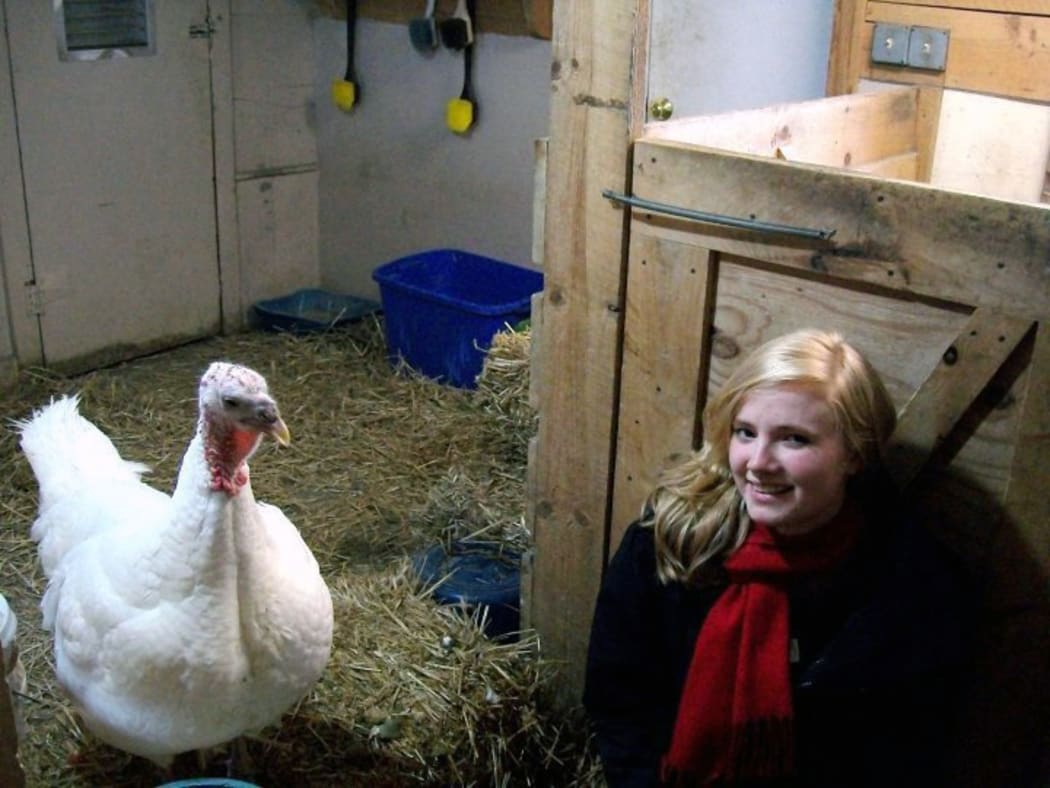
[253,288,379,333]
[412,540,521,640]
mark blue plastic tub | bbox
[253,288,379,333]
[371,249,543,388]
[412,540,521,641]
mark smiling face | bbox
[729,384,860,536]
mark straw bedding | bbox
[0,317,602,787]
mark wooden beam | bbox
[826,0,868,95]
[885,309,1034,487]
[316,0,554,39]
[629,140,1050,322]
[527,0,640,705]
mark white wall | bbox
[313,18,552,299]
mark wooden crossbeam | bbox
[885,308,1034,488]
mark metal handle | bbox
[602,189,836,241]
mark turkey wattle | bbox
[18,362,334,766]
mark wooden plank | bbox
[527,0,638,705]
[884,0,1050,14]
[0,643,24,788]
[316,0,554,39]
[885,309,1034,487]
[523,0,553,39]
[610,232,714,547]
[644,88,922,172]
[630,140,1050,322]
[862,3,1050,102]
[931,90,1050,202]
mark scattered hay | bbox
[474,325,535,467]
[0,317,601,786]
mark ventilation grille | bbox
[57,0,155,60]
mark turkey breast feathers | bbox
[18,362,334,766]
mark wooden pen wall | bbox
[528,1,1050,785]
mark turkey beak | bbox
[256,401,291,446]
[269,417,291,447]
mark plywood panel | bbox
[704,260,968,404]
[610,247,980,553]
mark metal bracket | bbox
[871,23,949,71]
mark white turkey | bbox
[17,362,334,767]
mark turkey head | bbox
[198,362,291,496]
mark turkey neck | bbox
[169,422,274,612]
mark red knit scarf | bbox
[661,504,861,785]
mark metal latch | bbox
[189,15,217,39]
[871,23,949,71]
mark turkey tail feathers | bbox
[17,396,151,573]
[18,395,149,492]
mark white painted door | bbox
[6,1,220,369]
[646,0,835,123]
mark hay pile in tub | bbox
[0,318,601,786]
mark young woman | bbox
[584,329,971,787]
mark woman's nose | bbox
[747,438,777,471]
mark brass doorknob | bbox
[649,97,674,121]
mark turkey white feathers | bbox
[18,362,334,767]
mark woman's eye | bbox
[732,426,755,439]
[784,433,811,446]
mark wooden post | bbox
[526,0,643,704]
[0,642,25,788]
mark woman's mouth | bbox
[748,481,792,496]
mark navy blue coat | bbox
[583,511,972,788]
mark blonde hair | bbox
[643,329,898,584]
